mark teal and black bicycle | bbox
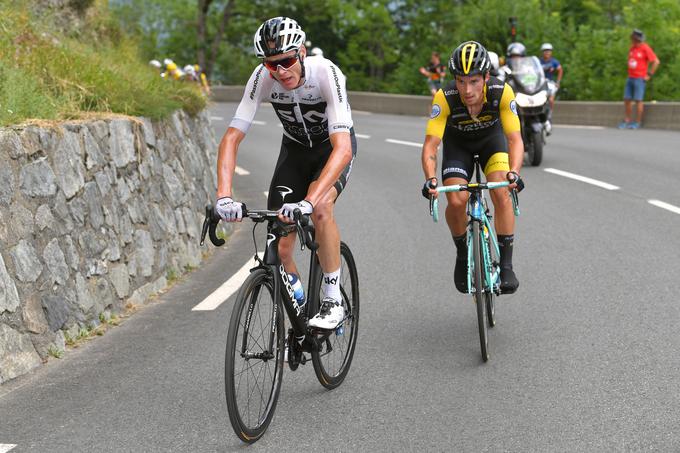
[430,155,519,362]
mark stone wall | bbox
[0,110,219,384]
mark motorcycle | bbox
[506,56,550,166]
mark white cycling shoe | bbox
[308,297,344,330]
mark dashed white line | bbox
[234,166,250,176]
[209,116,224,121]
[252,120,267,126]
[648,199,680,215]
[554,124,605,130]
[353,110,373,115]
[385,138,421,148]
[544,168,619,191]
[277,124,283,128]
[192,253,263,311]
[355,134,371,139]
[0,445,17,453]
[263,191,269,198]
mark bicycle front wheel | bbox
[311,242,360,389]
[225,268,284,443]
[472,222,489,362]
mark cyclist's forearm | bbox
[506,131,523,173]
[305,132,352,205]
[217,127,245,198]
[421,135,440,180]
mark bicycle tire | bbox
[484,228,496,328]
[472,222,489,362]
[225,268,284,443]
[311,242,360,389]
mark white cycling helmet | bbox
[254,17,306,58]
[311,47,324,57]
[184,64,196,75]
[149,59,162,69]
[488,51,500,72]
[163,58,174,66]
[541,42,553,51]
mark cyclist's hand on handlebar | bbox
[279,200,313,223]
[506,171,525,192]
[422,177,438,199]
[216,196,244,222]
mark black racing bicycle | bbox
[201,206,360,443]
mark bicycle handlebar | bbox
[200,204,318,251]
[429,181,520,222]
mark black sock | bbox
[453,234,467,260]
[498,234,514,269]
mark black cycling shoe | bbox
[454,257,468,293]
[500,267,519,294]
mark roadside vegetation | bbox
[0,1,205,126]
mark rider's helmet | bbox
[184,65,196,75]
[448,41,491,76]
[310,47,324,57]
[487,51,500,73]
[163,58,174,66]
[253,17,306,58]
[166,62,177,72]
[506,42,527,57]
[149,59,162,69]
[540,43,553,52]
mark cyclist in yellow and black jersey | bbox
[421,41,525,294]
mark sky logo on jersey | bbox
[510,100,518,115]
[430,104,441,119]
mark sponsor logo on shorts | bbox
[430,104,441,119]
[510,100,518,115]
[443,167,468,177]
[276,185,293,202]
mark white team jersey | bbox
[229,56,353,147]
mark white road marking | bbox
[648,199,680,215]
[234,166,250,176]
[353,110,373,115]
[264,191,269,197]
[277,124,283,128]
[192,253,264,311]
[252,120,267,126]
[0,445,17,453]
[386,138,421,148]
[554,124,605,130]
[209,116,224,121]
[355,134,371,139]
[544,168,619,191]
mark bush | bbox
[0,3,205,126]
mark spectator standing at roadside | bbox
[420,52,446,99]
[540,43,562,113]
[619,29,660,129]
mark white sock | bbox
[321,268,341,302]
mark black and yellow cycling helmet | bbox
[449,41,491,76]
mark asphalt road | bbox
[1,102,680,452]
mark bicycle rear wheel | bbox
[225,269,284,443]
[311,242,360,389]
[472,222,489,362]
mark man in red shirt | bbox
[619,29,660,129]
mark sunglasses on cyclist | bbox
[262,53,299,71]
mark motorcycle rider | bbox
[497,42,526,83]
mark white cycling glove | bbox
[216,197,243,222]
[279,200,313,222]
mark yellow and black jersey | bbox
[426,76,520,141]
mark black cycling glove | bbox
[422,177,438,199]
[506,171,525,192]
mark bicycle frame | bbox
[430,158,519,295]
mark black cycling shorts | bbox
[267,129,357,210]
[441,132,510,182]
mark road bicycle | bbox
[429,155,519,362]
[201,206,359,443]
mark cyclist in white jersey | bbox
[216,17,356,330]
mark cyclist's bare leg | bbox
[308,181,340,273]
[443,177,469,237]
[278,234,299,276]
[487,170,514,235]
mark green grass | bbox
[0,3,205,126]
